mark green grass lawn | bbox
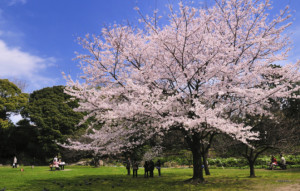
[0,166,300,191]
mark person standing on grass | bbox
[132,161,139,178]
[144,161,149,178]
[126,158,131,175]
[149,160,154,177]
[156,160,161,177]
[12,156,17,168]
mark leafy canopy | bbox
[0,79,28,129]
[22,86,87,157]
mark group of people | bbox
[269,154,286,170]
[126,158,161,178]
[50,155,65,170]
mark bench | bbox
[59,162,65,170]
[50,162,66,170]
[270,163,286,170]
[279,164,287,170]
[49,164,59,171]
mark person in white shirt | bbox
[280,154,286,165]
[13,156,17,168]
[280,154,286,169]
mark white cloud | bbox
[0,30,24,39]
[0,3,61,93]
[0,40,46,74]
[0,39,57,92]
[7,0,27,6]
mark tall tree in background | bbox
[0,79,28,128]
[279,85,300,153]
[212,95,300,177]
[0,79,28,160]
[64,0,300,183]
[21,86,87,160]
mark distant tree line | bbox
[0,79,88,164]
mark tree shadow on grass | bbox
[9,173,254,191]
[194,176,256,191]
[18,174,198,191]
[9,168,300,191]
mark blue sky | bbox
[0,0,300,93]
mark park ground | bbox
[0,166,300,191]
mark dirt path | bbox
[276,183,300,191]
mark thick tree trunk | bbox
[190,133,205,183]
[249,161,255,177]
[247,148,256,177]
[203,154,210,175]
[191,146,204,182]
[183,130,206,183]
[200,132,215,176]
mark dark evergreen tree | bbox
[21,86,87,161]
[0,79,28,161]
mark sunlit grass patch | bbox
[0,166,299,190]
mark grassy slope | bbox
[0,166,299,191]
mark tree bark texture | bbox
[190,133,205,182]
[203,154,210,175]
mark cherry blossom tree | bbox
[64,0,300,183]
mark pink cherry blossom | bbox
[63,0,300,181]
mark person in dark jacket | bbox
[156,160,161,176]
[144,161,149,178]
[132,161,139,178]
[126,158,131,175]
[149,160,155,177]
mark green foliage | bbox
[153,150,300,168]
[0,79,28,161]
[208,155,300,168]
[0,118,9,129]
[0,121,16,161]
[285,155,300,165]
[208,158,247,167]
[0,79,28,128]
[154,150,192,166]
[21,86,87,160]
